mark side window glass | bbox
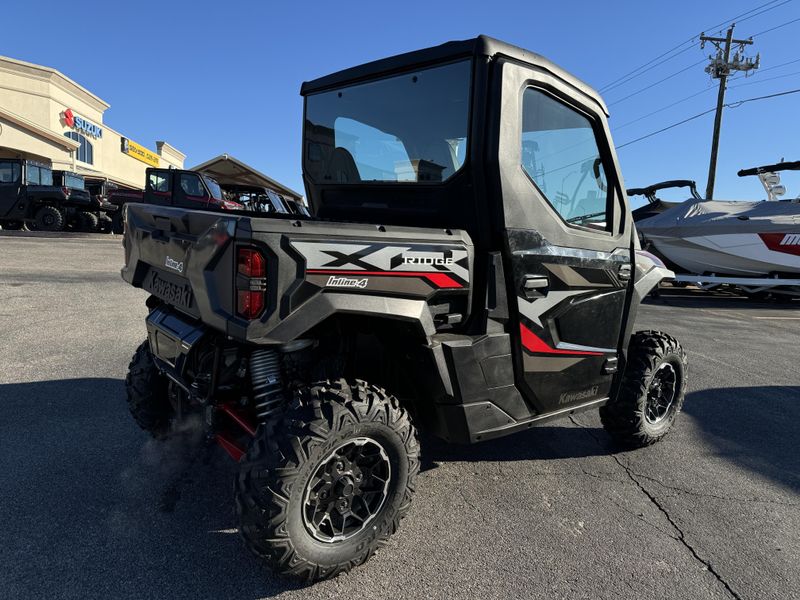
[0,161,19,184]
[148,172,169,193]
[521,89,610,231]
[180,174,204,197]
[26,165,40,185]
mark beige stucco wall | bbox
[0,55,184,189]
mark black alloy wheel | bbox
[303,437,391,543]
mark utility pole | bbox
[700,23,759,199]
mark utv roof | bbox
[300,35,608,115]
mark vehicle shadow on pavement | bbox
[682,385,800,493]
[0,377,307,598]
[420,421,612,471]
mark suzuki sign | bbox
[62,108,103,138]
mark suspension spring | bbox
[250,348,285,421]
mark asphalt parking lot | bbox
[1,232,798,600]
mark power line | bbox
[703,0,790,33]
[726,86,800,107]
[607,59,707,107]
[612,71,757,131]
[601,46,695,94]
[598,0,789,91]
[612,86,716,131]
[729,69,800,88]
[616,87,800,149]
[734,0,795,27]
[752,14,800,37]
[617,109,716,149]
[757,56,800,73]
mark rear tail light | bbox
[238,248,265,277]
[236,247,267,319]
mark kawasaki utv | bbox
[120,36,687,582]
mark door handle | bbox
[522,274,549,299]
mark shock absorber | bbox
[249,348,284,421]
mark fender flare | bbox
[250,293,437,344]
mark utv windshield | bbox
[304,60,471,184]
[203,176,223,200]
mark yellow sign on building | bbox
[121,137,160,167]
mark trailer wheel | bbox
[235,379,420,582]
[600,330,687,447]
[125,340,172,438]
[35,205,65,231]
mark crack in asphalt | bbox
[569,416,743,600]
[630,471,799,507]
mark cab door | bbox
[495,60,634,415]
[146,170,173,207]
[0,160,23,219]
[173,172,212,209]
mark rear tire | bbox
[600,330,687,447]
[78,211,99,232]
[35,205,65,231]
[235,379,420,582]
[125,340,172,438]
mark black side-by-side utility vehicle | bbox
[0,159,70,230]
[121,36,687,582]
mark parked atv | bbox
[121,36,687,582]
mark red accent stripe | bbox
[519,324,602,356]
[215,433,245,461]
[218,404,257,437]
[306,269,463,289]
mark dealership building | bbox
[0,55,185,189]
[0,54,304,204]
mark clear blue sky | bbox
[2,0,799,203]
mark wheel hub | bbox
[645,362,677,425]
[303,437,391,543]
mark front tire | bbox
[125,340,172,438]
[235,379,420,582]
[600,330,687,447]
[35,205,65,231]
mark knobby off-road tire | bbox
[235,379,420,582]
[77,211,99,232]
[35,205,64,231]
[125,340,172,438]
[600,330,687,447]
